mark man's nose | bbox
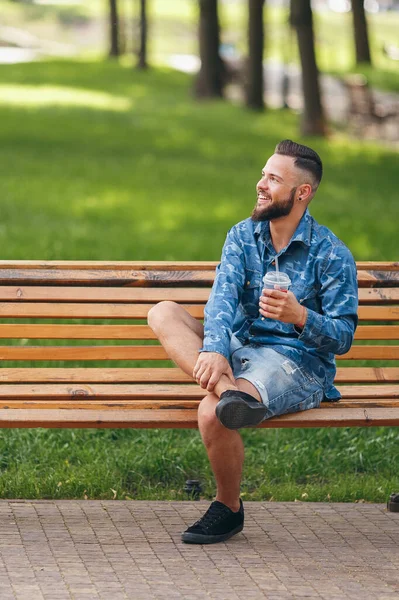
[257,177,268,191]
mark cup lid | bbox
[263,271,291,285]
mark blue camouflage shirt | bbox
[199,208,358,400]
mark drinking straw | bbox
[275,254,279,275]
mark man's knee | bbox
[147,301,179,332]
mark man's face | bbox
[252,154,299,222]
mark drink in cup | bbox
[262,271,291,292]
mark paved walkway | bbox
[0,501,398,600]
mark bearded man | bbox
[148,139,358,545]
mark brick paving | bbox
[0,501,398,600]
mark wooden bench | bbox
[0,261,398,430]
[344,74,398,134]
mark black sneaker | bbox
[216,390,267,429]
[181,499,244,544]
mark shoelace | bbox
[194,502,230,530]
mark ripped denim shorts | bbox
[229,335,323,420]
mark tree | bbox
[137,0,148,69]
[246,0,265,110]
[195,0,224,99]
[351,0,372,65]
[289,0,326,136]
[109,0,120,58]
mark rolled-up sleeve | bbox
[297,243,358,355]
[199,227,246,359]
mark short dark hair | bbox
[275,139,323,189]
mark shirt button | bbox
[246,281,250,286]
[261,317,264,320]
[271,260,275,266]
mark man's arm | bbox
[295,243,358,354]
[199,226,246,359]
[259,242,358,355]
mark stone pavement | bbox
[0,500,398,600]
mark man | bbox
[148,140,358,545]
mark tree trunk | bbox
[290,0,326,137]
[246,0,265,110]
[194,0,224,99]
[351,0,372,65]
[137,0,148,69]
[109,0,119,58]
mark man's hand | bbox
[193,352,236,393]
[259,288,304,325]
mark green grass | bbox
[0,60,397,260]
[0,428,397,503]
[0,59,397,502]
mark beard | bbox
[251,187,296,222]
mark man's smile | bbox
[257,193,271,204]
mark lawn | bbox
[0,59,397,502]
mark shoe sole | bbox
[216,397,267,429]
[181,523,243,544]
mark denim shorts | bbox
[229,335,323,421]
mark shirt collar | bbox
[254,208,313,248]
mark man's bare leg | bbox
[147,300,237,397]
[199,379,261,511]
[148,301,262,512]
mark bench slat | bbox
[358,289,399,303]
[0,287,398,304]
[0,269,216,287]
[0,262,397,288]
[0,260,397,270]
[340,346,399,360]
[0,324,397,340]
[0,261,219,270]
[0,303,204,319]
[0,399,398,411]
[355,262,399,271]
[356,270,399,287]
[0,287,210,303]
[0,407,397,428]
[0,367,397,383]
[358,306,399,320]
[0,346,166,360]
[354,326,399,339]
[0,303,398,321]
[0,324,154,340]
[0,345,398,360]
[0,383,396,399]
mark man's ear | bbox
[297,183,312,202]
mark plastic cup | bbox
[262,271,291,292]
